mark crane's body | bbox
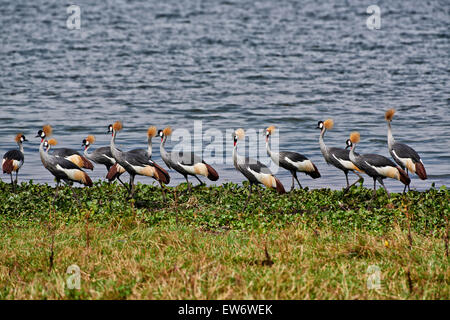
[347,132,410,197]
[233,128,285,210]
[82,135,126,184]
[36,127,93,170]
[385,109,427,191]
[109,122,169,197]
[317,119,364,189]
[2,134,27,190]
[39,138,92,188]
[265,126,320,190]
[158,127,219,191]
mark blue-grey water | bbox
[0,0,449,192]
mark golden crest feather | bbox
[86,135,96,144]
[385,109,395,121]
[147,126,157,138]
[113,121,123,131]
[324,119,334,130]
[266,125,276,134]
[14,133,23,143]
[235,128,245,140]
[350,132,360,144]
[48,138,58,146]
[43,125,53,137]
[163,127,172,136]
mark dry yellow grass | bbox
[0,221,448,299]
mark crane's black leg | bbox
[345,171,349,188]
[256,185,263,202]
[354,171,364,184]
[372,177,377,198]
[345,171,363,192]
[403,169,409,193]
[194,175,205,187]
[129,175,136,198]
[10,173,15,192]
[377,177,390,198]
[15,170,19,185]
[290,172,295,191]
[294,172,303,189]
[159,181,167,201]
[70,185,82,206]
[243,184,253,212]
[185,176,191,193]
[54,180,60,200]
[117,176,131,192]
[407,169,411,192]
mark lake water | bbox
[0,0,449,192]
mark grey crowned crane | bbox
[39,137,93,192]
[158,126,219,192]
[317,119,364,189]
[109,121,170,198]
[385,109,427,192]
[265,125,320,191]
[233,128,285,210]
[36,125,94,170]
[106,125,157,183]
[347,132,410,198]
[2,133,28,191]
[81,135,127,186]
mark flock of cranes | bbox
[2,109,427,205]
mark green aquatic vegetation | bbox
[0,180,447,234]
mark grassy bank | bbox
[0,181,448,299]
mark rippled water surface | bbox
[1,0,449,191]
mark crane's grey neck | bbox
[160,136,169,162]
[319,129,329,158]
[387,121,395,148]
[266,138,279,165]
[84,145,93,160]
[110,131,121,159]
[265,138,272,157]
[18,141,24,154]
[233,144,244,168]
[349,143,358,163]
[39,141,49,166]
[147,137,153,157]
